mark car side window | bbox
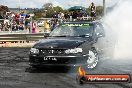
[95,23,105,37]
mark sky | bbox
[0,0,119,9]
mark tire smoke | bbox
[103,0,132,59]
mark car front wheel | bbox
[86,47,99,68]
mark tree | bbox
[33,9,44,19]
[0,5,9,12]
[0,5,10,17]
[86,8,90,15]
[33,4,64,19]
[44,6,64,18]
[42,3,53,10]
[53,6,63,12]
[96,6,103,16]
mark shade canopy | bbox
[68,6,86,11]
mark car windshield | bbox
[49,23,94,37]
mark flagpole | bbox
[103,0,106,16]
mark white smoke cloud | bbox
[103,0,132,59]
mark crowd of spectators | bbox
[0,2,96,33]
[0,11,35,32]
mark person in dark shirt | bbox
[0,14,4,30]
[89,2,96,20]
[52,11,58,18]
[0,14,4,22]
[72,11,78,19]
[0,15,3,19]
[64,12,70,21]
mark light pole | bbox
[103,0,106,16]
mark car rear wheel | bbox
[86,47,99,68]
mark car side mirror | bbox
[95,23,105,38]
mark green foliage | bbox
[0,5,10,17]
[46,6,64,18]
[86,8,91,15]
[33,9,43,19]
[42,3,53,10]
[96,6,103,16]
[53,6,63,12]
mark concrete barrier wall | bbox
[0,33,45,47]
[0,42,35,47]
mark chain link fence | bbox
[0,18,47,34]
[0,18,56,34]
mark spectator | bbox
[0,14,3,19]
[19,23,24,30]
[32,21,37,33]
[12,21,18,31]
[24,18,30,30]
[89,2,96,20]
[19,16,24,24]
[52,11,58,18]
[72,11,78,20]
[25,14,30,18]
[0,14,4,30]
[4,21,9,31]
[64,12,70,21]
[4,17,10,30]
[20,11,26,19]
[44,19,50,33]
[14,13,20,25]
[59,12,64,19]
[51,19,57,31]
[11,12,15,18]
[58,12,64,22]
